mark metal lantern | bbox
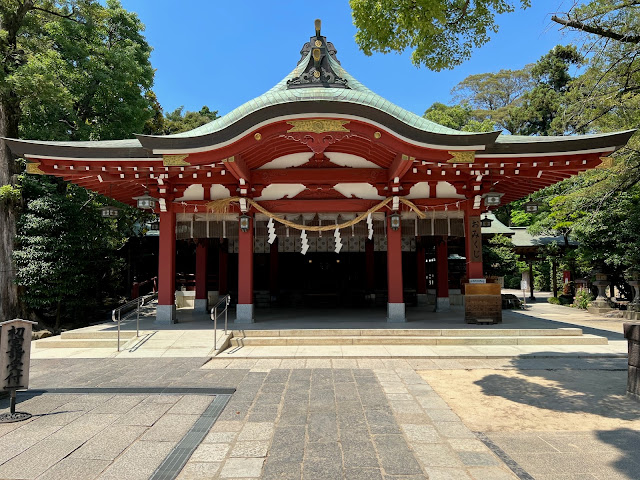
[99,206,120,218]
[389,212,401,231]
[523,199,541,213]
[481,214,493,228]
[239,214,251,233]
[483,191,504,207]
[132,191,157,210]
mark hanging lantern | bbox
[133,191,157,210]
[389,212,401,231]
[99,206,120,218]
[148,219,160,231]
[523,198,541,213]
[483,191,504,207]
[481,213,493,228]
[239,214,251,233]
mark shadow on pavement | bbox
[596,428,640,477]
[473,354,639,421]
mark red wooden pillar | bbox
[464,204,484,280]
[435,236,450,312]
[387,213,405,322]
[219,239,228,295]
[194,239,208,312]
[269,239,278,301]
[237,216,254,323]
[157,210,176,324]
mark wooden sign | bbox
[469,216,482,262]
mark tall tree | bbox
[0,0,154,321]
[451,67,533,133]
[514,45,584,135]
[350,0,530,70]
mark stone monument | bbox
[624,323,640,401]
[0,319,37,423]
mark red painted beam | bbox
[388,153,415,182]
[251,168,388,185]
[221,154,250,183]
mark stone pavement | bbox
[1,299,636,479]
[1,357,520,480]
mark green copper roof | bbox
[170,52,478,139]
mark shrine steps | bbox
[228,328,608,347]
[34,330,137,349]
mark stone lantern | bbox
[588,272,612,315]
[627,271,640,313]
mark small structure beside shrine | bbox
[3,21,634,325]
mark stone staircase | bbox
[228,327,608,348]
[34,330,137,349]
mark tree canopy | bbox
[350,0,530,70]
[1,0,156,325]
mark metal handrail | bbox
[112,292,158,351]
[211,295,231,351]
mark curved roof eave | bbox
[1,137,156,159]
[481,129,636,156]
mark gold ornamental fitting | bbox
[286,119,350,134]
[163,154,190,166]
[447,151,475,164]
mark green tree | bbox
[1,0,154,322]
[514,45,584,135]
[14,175,146,329]
[350,0,530,70]
[451,67,533,133]
[482,234,519,277]
[423,102,494,132]
[159,106,219,135]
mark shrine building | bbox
[4,21,633,324]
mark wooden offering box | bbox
[464,283,502,324]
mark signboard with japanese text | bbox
[469,216,482,262]
[1,320,37,391]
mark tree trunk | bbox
[0,100,21,322]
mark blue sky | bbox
[120,1,577,118]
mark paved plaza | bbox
[1,300,638,479]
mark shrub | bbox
[548,297,560,305]
[574,290,593,309]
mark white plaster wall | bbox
[176,184,204,201]
[255,183,306,200]
[258,152,313,169]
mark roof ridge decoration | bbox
[287,19,349,90]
